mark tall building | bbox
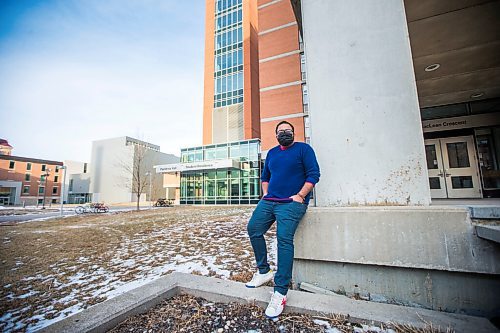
[257,0,307,150]
[175,0,305,205]
[155,0,265,205]
[203,0,261,145]
[202,0,307,152]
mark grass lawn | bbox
[0,206,276,332]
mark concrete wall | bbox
[68,173,91,194]
[293,260,500,317]
[293,207,500,316]
[90,137,133,204]
[301,0,430,206]
[90,137,179,204]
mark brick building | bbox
[202,0,306,151]
[257,0,307,150]
[0,154,63,206]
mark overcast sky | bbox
[0,0,205,162]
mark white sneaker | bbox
[265,291,287,318]
[245,270,274,288]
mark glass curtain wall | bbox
[180,139,261,205]
[214,0,243,108]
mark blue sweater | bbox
[261,142,320,204]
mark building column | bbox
[301,0,430,206]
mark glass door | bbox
[440,136,481,198]
[425,139,447,198]
[425,136,482,198]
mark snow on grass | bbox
[1,206,281,332]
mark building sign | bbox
[422,112,500,133]
[155,159,240,173]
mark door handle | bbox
[444,169,451,177]
[437,169,444,177]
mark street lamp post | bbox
[41,169,50,209]
[59,166,67,216]
[146,171,152,209]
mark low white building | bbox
[63,160,91,204]
[89,137,178,204]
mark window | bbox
[23,186,30,194]
[27,163,32,171]
[39,187,45,194]
[55,167,59,173]
[84,163,88,173]
[25,174,31,181]
[40,175,46,182]
[420,103,467,121]
[54,176,59,182]
[9,161,15,169]
[41,164,46,171]
[52,187,58,194]
[52,199,57,204]
[38,198,43,204]
[69,179,74,191]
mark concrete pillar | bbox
[302,0,431,206]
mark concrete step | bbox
[469,206,500,219]
[38,272,498,333]
[476,225,500,243]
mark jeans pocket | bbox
[289,201,307,219]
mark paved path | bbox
[0,206,148,223]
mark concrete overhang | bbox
[290,0,500,109]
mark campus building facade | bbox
[202,0,261,145]
[90,137,179,204]
[157,0,499,204]
[156,0,306,204]
[0,148,63,206]
[157,139,261,205]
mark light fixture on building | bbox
[424,63,440,72]
[470,92,485,99]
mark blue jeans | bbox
[247,199,307,295]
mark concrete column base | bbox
[293,207,500,317]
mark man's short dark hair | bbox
[275,121,294,134]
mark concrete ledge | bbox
[295,207,500,274]
[469,206,500,219]
[38,277,178,333]
[39,273,497,333]
[476,225,500,243]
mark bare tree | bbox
[117,144,153,211]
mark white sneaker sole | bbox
[245,273,274,288]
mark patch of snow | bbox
[18,290,39,299]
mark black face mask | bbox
[277,132,294,146]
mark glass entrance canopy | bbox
[179,139,261,205]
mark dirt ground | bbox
[1,206,270,332]
[109,294,451,333]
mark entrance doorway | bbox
[425,136,481,199]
